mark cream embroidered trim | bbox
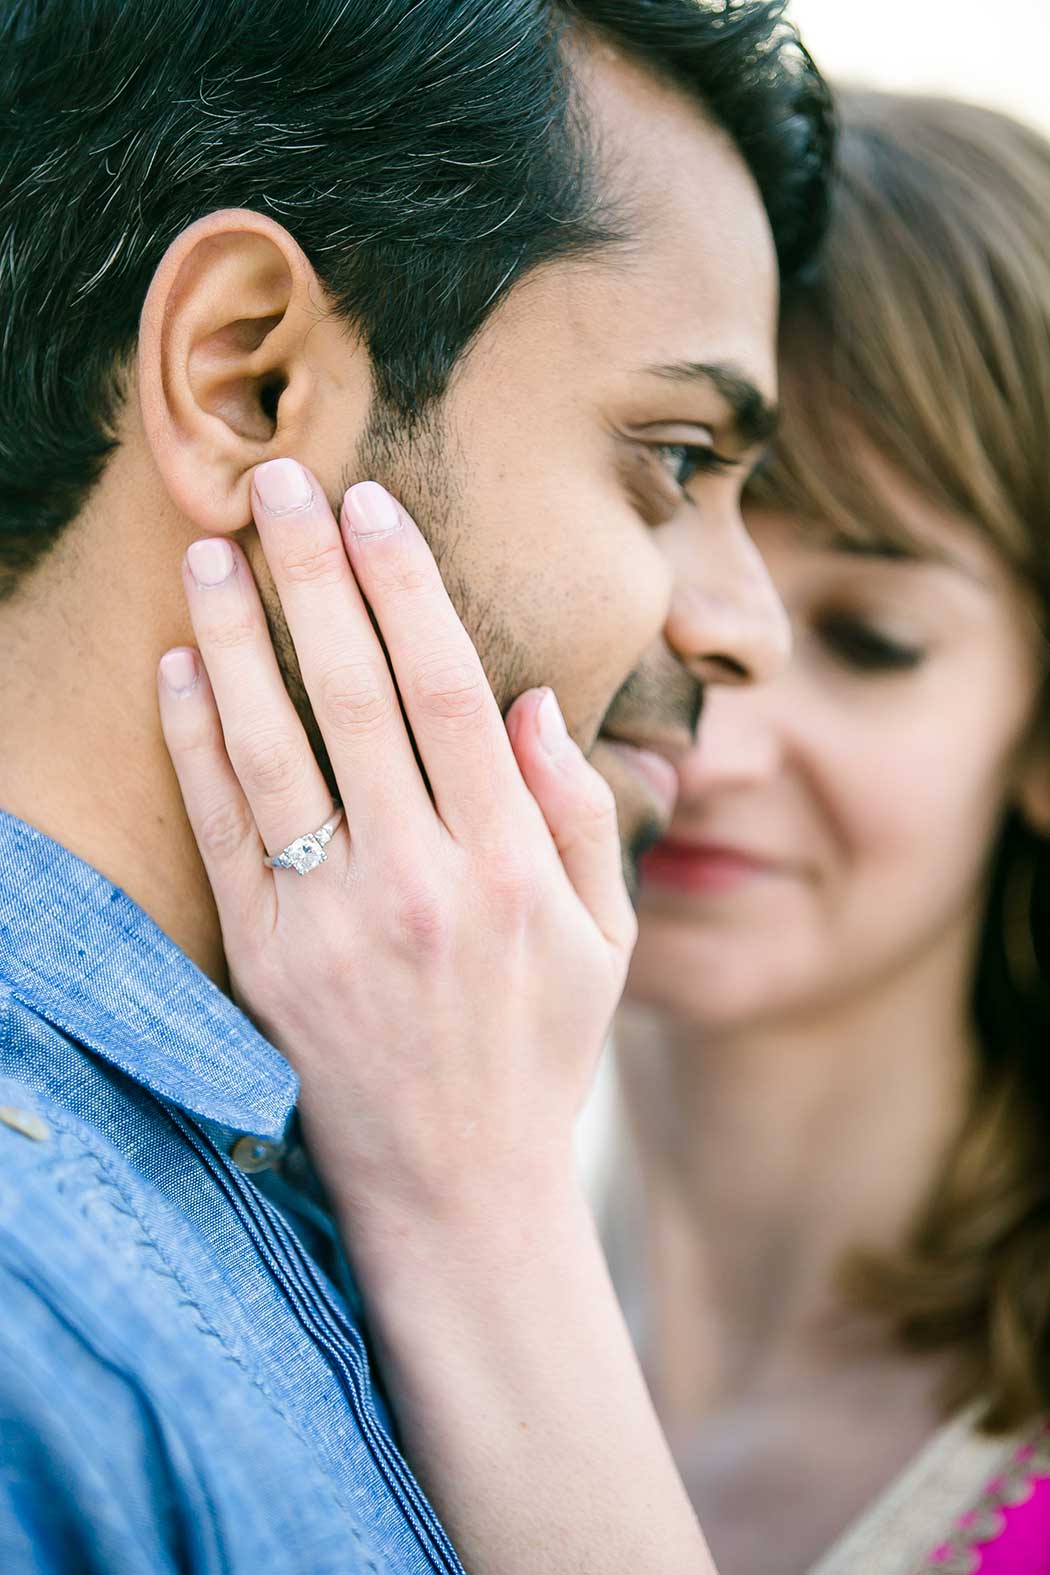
[909,1422,1050,1575]
[808,1404,1012,1575]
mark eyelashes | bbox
[652,442,737,490]
[815,613,927,673]
[619,440,735,527]
[626,434,929,678]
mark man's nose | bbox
[664,516,791,687]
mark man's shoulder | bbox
[0,1067,402,1575]
[0,1083,153,1387]
[0,988,207,1351]
[0,1064,178,1502]
[0,1070,343,1575]
[0,997,454,1574]
[0,981,293,1391]
[0,1059,171,1321]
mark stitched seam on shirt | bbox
[31,1109,380,1559]
[0,1048,291,1433]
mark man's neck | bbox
[0,470,228,987]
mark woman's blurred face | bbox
[627,451,1049,1028]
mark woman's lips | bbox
[638,839,778,894]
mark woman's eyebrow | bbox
[830,536,923,562]
[641,359,780,448]
[827,533,991,588]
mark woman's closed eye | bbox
[816,612,927,673]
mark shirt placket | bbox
[164,1106,466,1575]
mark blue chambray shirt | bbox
[0,809,466,1575]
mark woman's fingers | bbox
[249,463,541,850]
[248,462,434,846]
[507,689,638,958]
[340,482,531,841]
[179,535,337,861]
[156,647,275,931]
[169,465,633,975]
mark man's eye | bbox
[653,443,735,489]
[818,614,926,673]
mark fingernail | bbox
[343,481,402,537]
[160,648,199,695]
[537,689,569,755]
[505,705,524,748]
[187,539,234,587]
[254,458,313,514]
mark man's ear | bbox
[138,209,368,534]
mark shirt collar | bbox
[0,810,298,1140]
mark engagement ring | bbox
[263,807,344,876]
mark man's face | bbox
[260,47,785,865]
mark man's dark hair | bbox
[0,0,833,591]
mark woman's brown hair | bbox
[748,88,1050,1432]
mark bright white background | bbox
[788,0,1050,132]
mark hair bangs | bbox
[749,91,1050,598]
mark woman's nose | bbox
[675,682,784,796]
[665,517,792,689]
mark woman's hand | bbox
[157,459,634,1226]
[157,457,713,1575]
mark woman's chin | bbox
[622,969,773,1033]
[622,921,805,1031]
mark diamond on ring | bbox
[264,807,344,876]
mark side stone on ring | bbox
[263,806,344,877]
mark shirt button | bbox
[0,1106,50,1142]
[230,1135,284,1174]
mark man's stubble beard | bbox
[600,660,705,892]
[255,408,533,811]
[255,402,702,890]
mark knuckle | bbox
[196,798,255,861]
[484,854,543,926]
[580,768,619,827]
[316,661,393,736]
[310,937,356,993]
[388,880,450,960]
[385,564,432,599]
[168,706,223,758]
[619,904,640,951]
[278,537,347,589]
[234,731,302,798]
[202,615,257,653]
[368,545,433,599]
[410,656,488,728]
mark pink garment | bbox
[922,1428,1050,1573]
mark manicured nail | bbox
[187,538,234,587]
[160,648,199,695]
[254,458,313,514]
[344,481,402,537]
[537,689,569,755]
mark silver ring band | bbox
[263,806,344,876]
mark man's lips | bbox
[596,735,682,819]
[638,838,783,894]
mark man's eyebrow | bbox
[643,360,780,448]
